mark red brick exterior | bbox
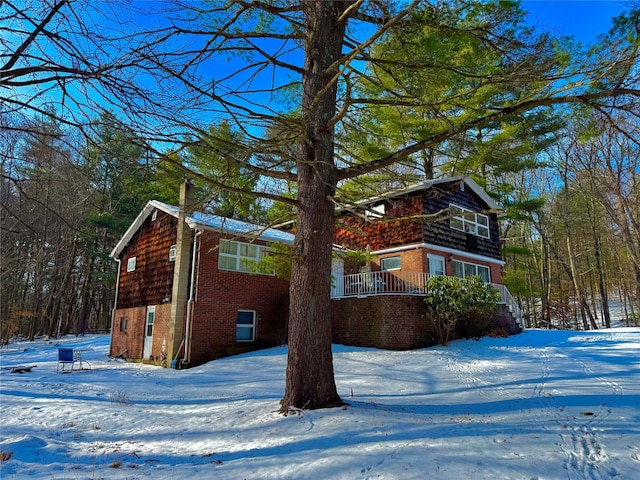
[331,296,438,350]
[187,232,290,365]
[330,297,521,351]
[370,247,502,284]
[110,303,171,360]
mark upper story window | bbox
[169,245,177,262]
[126,257,136,272]
[380,256,401,271]
[365,203,385,219]
[450,204,490,239]
[218,240,270,274]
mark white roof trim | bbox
[343,176,500,212]
[110,200,295,259]
[372,242,505,266]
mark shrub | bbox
[424,276,500,345]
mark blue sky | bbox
[522,0,628,43]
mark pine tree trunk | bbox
[281,0,351,410]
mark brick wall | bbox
[110,304,172,361]
[372,248,427,273]
[493,304,523,335]
[110,306,145,358]
[331,296,438,350]
[331,296,521,350]
[188,232,290,365]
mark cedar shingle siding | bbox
[422,183,502,260]
[334,180,502,259]
[116,210,178,309]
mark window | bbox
[145,307,155,337]
[236,310,256,342]
[119,317,128,332]
[381,256,401,271]
[450,204,490,238]
[365,203,385,219]
[126,257,136,272]
[218,240,270,273]
[151,209,158,221]
[428,254,446,277]
[169,244,177,261]
[452,260,491,283]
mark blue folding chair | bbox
[57,348,76,373]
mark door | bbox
[143,306,155,358]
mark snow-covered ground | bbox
[1,327,639,480]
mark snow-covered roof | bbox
[342,176,500,212]
[110,200,295,259]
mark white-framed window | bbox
[126,257,136,272]
[218,240,270,274]
[450,204,490,238]
[236,310,256,342]
[428,254,446,277]
[169,244,177,261]
[120,317,128,332]
[452,259,491,283]
[145,306,155,337]
[380,256,401,271]
[152,209,158,221]
[366,203,385,219]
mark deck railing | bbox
[490,283,525,327]
[331,271,429,298]
[330,272,524,328]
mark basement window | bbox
[236,310,256,342]
[126,257,136,272]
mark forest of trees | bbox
[2,0,639,409]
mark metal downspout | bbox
[183,230,201,364]
[109,258,122,357]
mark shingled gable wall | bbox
[110,209,177,360]
[420,181,502,261]
[110,206,290,366]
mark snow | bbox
[1,328,639,479]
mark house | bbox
[109,182,293,367]
[109,177,522,368]
[329,176,523,350]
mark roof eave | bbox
[109,201,179,259]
